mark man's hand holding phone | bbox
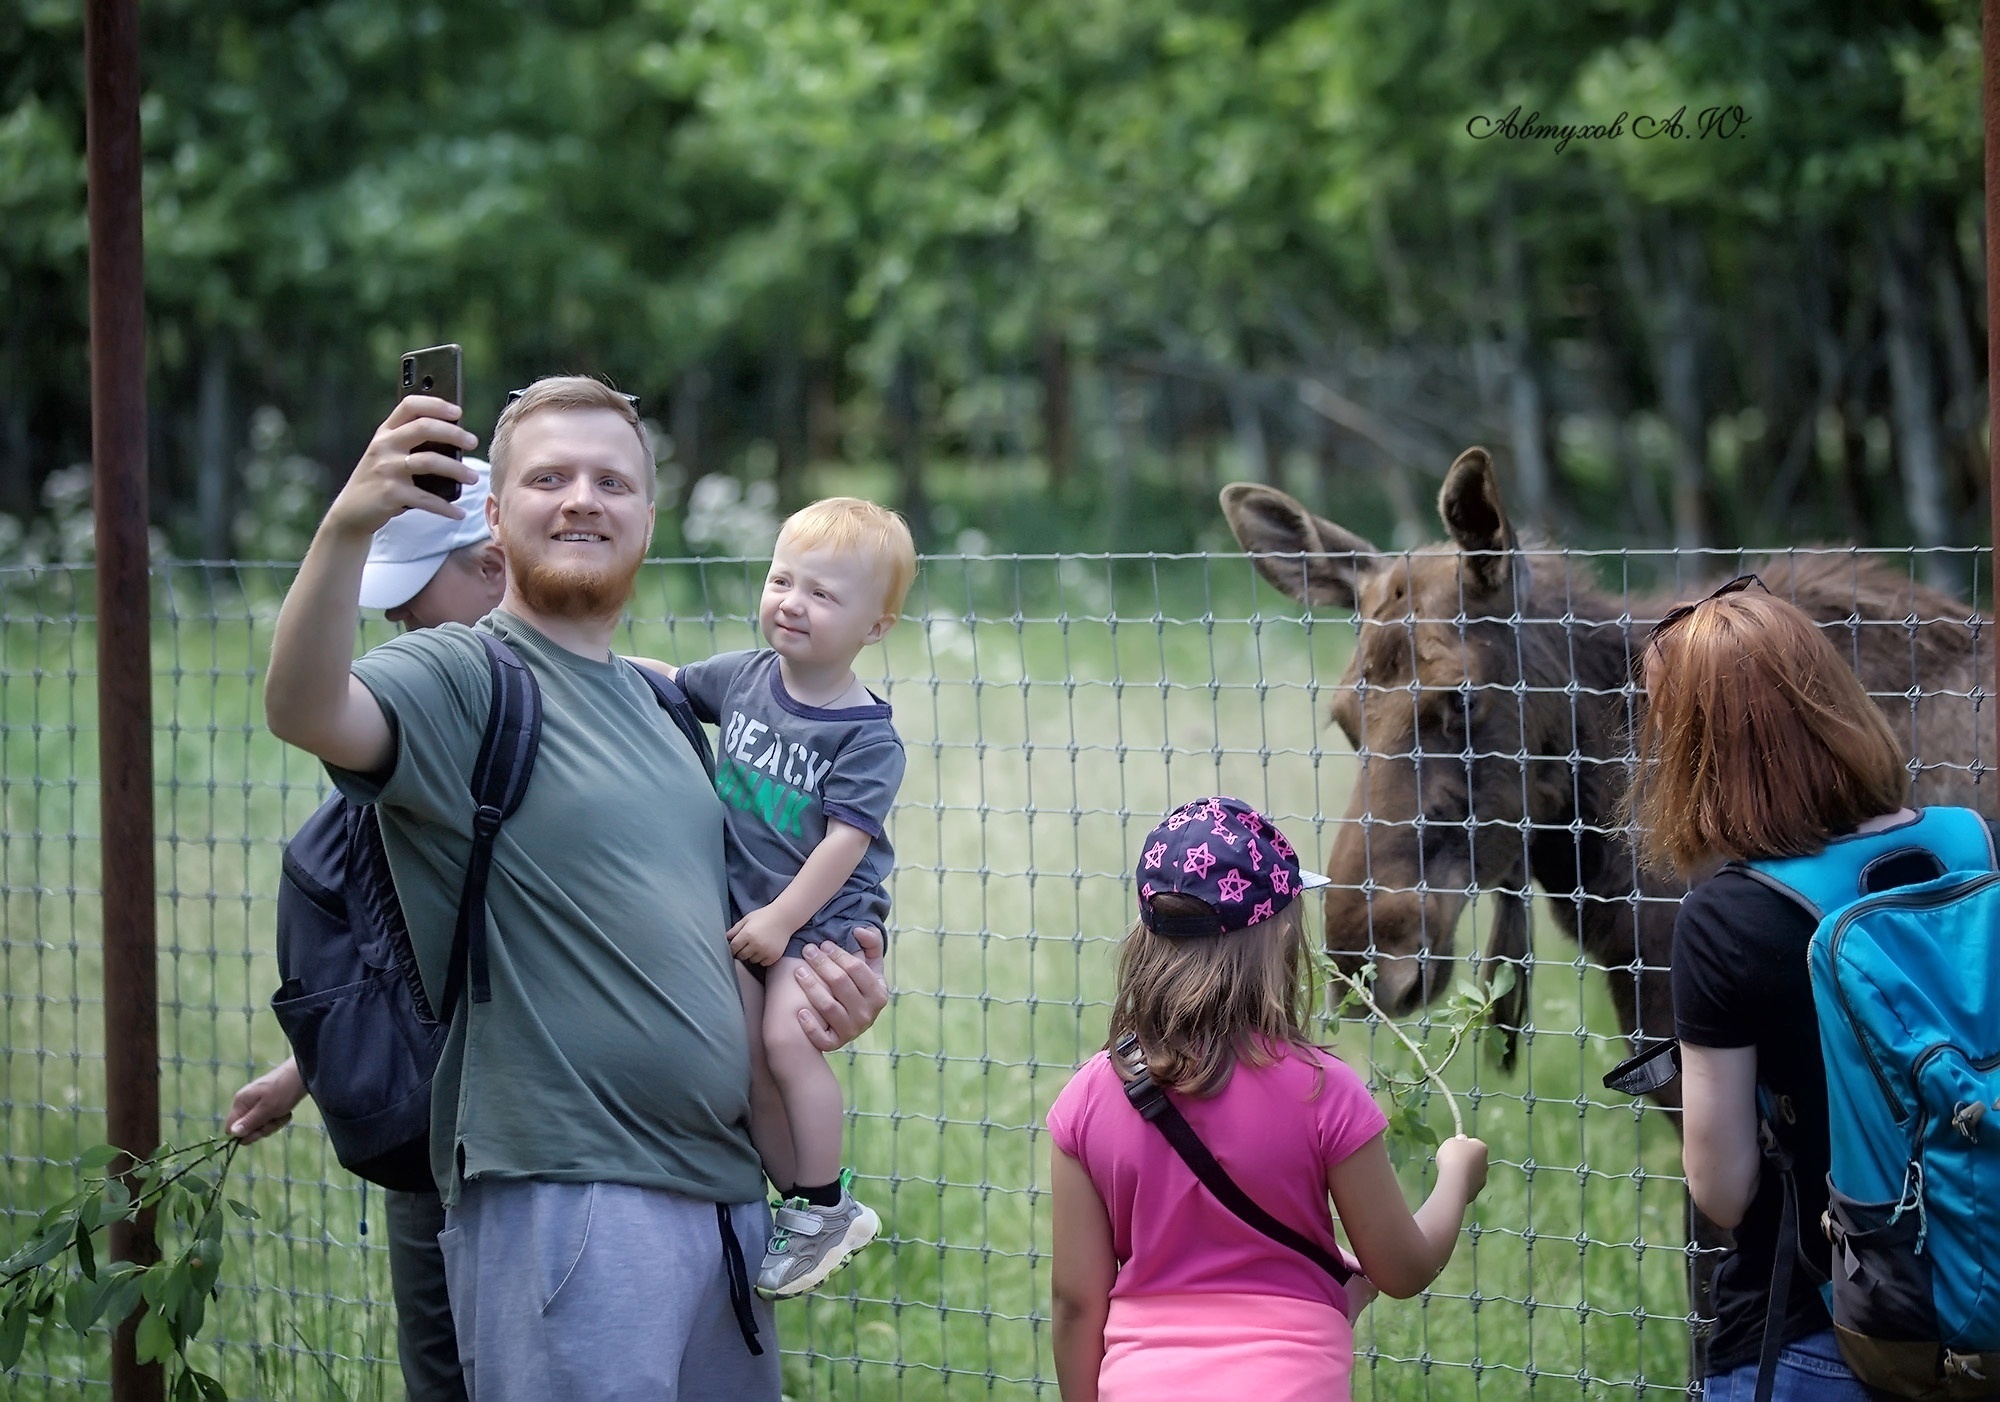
[323,395,480,542]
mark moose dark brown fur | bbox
[1223,449,1993,1103]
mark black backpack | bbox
[270,633,714,1190]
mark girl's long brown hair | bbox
[1105,893,1322,1098]
[1628,590,1908,876]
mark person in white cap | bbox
[225,460,505,1402]
[359,460,506,629]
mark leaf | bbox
[189,1241,223,1298]
[63,1276,95,1335]
[102,1180,133,1216]
[190,1368,228,1401]
[78,1144,122,1171]
[1,1226,72,1278]
[135,1307,173,1365]
[94,1270,146,1337]
[73,1217,96,1281]
[0,1298,29,1370]
[224,1197,258,1221]
[153,1263,191,1325]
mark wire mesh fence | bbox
[1,542,1991,1399]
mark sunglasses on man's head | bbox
[504,388,642,410]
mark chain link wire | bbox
[1,546,1988,1398]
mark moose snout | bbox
[1320,882,1471,1016]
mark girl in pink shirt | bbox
[1048,796,1488,1402]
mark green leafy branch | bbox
[1,1136,256,1400]
[1319,955,1517,1168]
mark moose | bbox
[1222,448,1994,1103]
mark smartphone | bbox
[1602,1039,1681,1096]
[399,344,464,501]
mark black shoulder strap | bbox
[1750,1088,1827,1402]
[626,661,716,780]
[439,633,543,1016]
[1114,1034,1351,1285]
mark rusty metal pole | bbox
[1988,0,2000,784]
[84,0,161,1396]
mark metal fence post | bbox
[85,0,161,1396]
[1987,0,1999,780]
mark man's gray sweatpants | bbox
[439,1179,779,1401]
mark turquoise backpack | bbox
[1741,807,2000,1400]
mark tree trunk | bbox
[1658,222,1711,551]
[1609,198,1713,549]
[196,337,232,559]
[770,342,805,513]
[1930,236,1986,486]
[671,367,709,511]
[1100,370,1135,549]
[1879,206,1953,587]
[1039,330,1073,490]
[1496,187,1551,529]
[0,312,30,518]
[887,351,932,550]
[1225,377,1270,484]
[806,359,840,464]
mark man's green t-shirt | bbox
[328,610,762,1207]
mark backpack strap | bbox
[1735,806,1996,921]
[1750,1085,1828,1402]
[1113,1034,1352,1286]
[625,661,716,780]
[439,634,543,1016]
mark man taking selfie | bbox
[263,378,887,1399]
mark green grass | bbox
[5,557,1692,1399]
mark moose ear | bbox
[1219,482,1380,610]
[1438,447,1519,597]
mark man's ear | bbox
[864,611,898,645]
[472,539,505,583]
[484,489,501,538]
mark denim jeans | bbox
[1704,1329,1883,1402]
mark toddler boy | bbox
[674,497,913,1297]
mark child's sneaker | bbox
[757,1168,879,1298]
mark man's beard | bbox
[500,528,645,622]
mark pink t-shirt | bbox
[1046,1042,1388,1313]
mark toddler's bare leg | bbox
[736,961,797,1193]
[762,956,845,1189]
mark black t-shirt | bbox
[1671,870,1833,1373]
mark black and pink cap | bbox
[1135,795,1331,938]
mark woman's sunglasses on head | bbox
[1632,573,1770,683]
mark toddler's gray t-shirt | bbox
[677,649,903,951]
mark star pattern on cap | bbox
[1214,869,1251,904]
[1270,867,1292,895]
[1142,841,1168,870]
[1179,842,1217,879]
[1249,898,1275,924]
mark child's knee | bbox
[761,971,822,1065]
